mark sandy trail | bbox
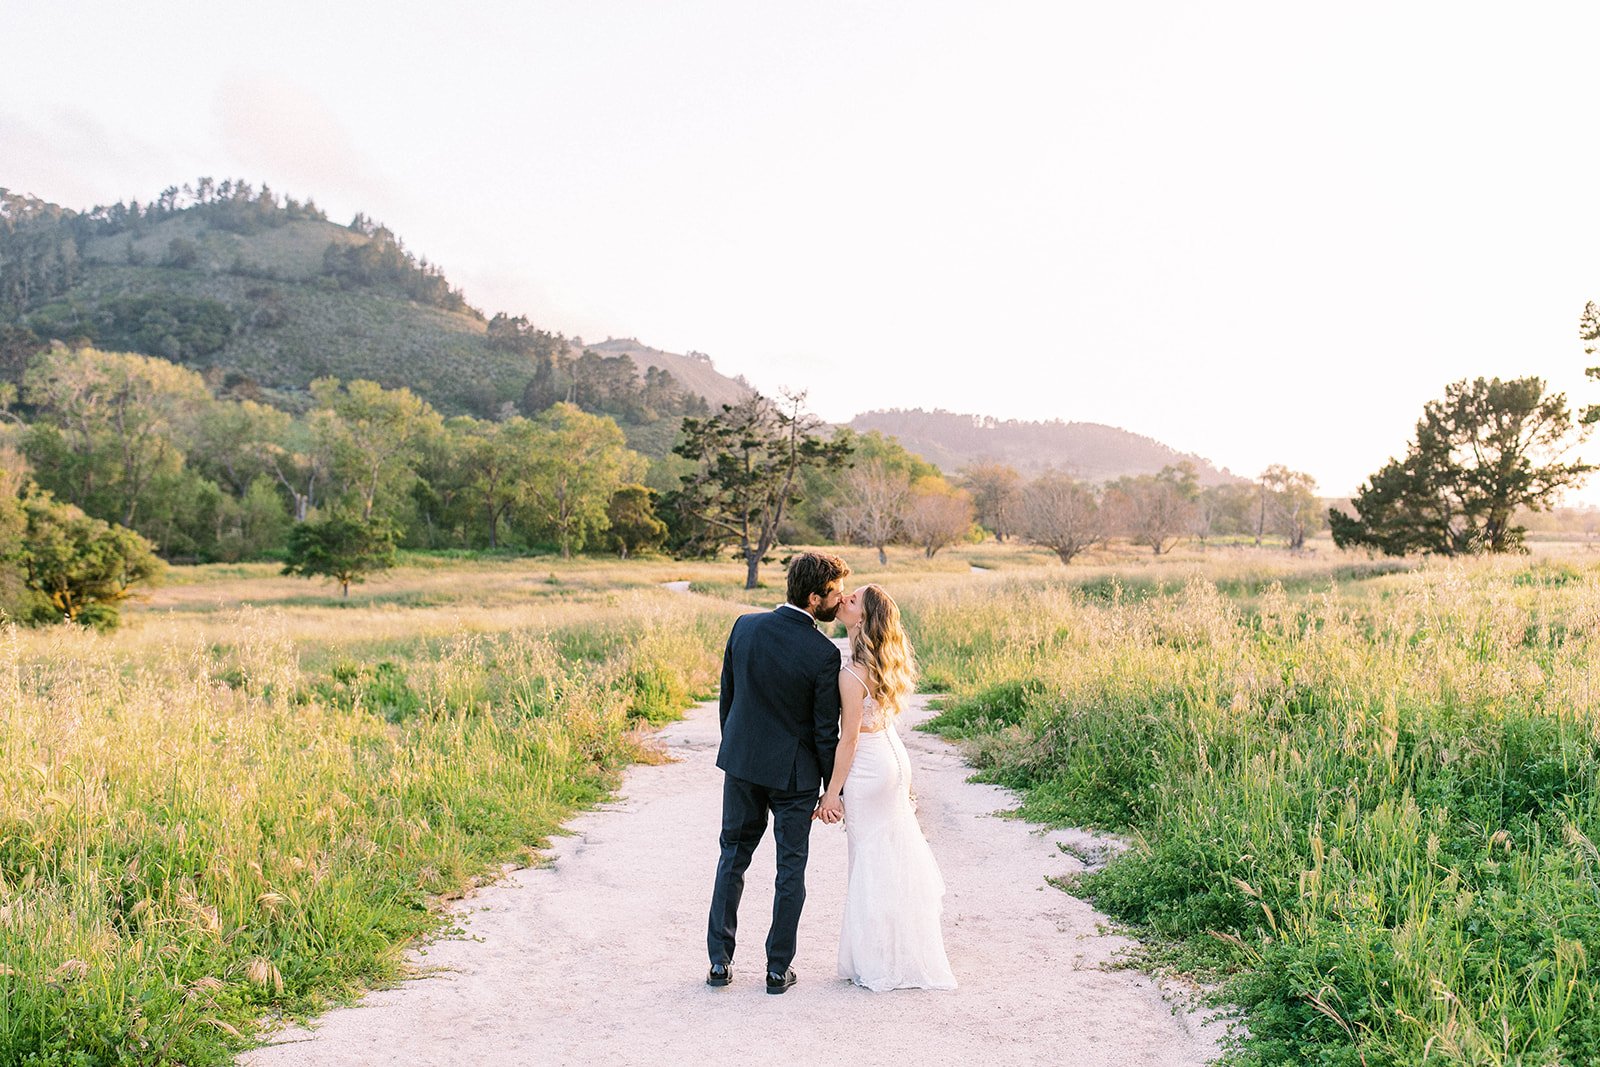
[242,698,1226,1066]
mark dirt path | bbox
[242,698,1227,1066]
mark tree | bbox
[789,427,932,542]
[669,391,852,589]
[521,403,641,557]
[1193,482,1254,545]
[15,489,164,629]
[189,396,291,497]
[282,516,399,598]
[1579,301,1600,426]
[450,415,542,549]
[213,475,291,562]
[1105,464,1199,555]
[1019,471,1102,564]
[606,484,668,558]
[0,445,32,619]
[902,476,974,558]
[22,346,210,528]
[832,459,910,564]
[0,324,44,386]
[262,415,329,525]
[308,377,442,523]
[958,461,1022,541]
[1330,376,1593,556]
[1257,465,1320,550]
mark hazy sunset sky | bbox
[5,2,1599,501]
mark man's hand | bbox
[816,793,844,825]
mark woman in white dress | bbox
[822,583,957,991]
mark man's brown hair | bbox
[786,551,850,608]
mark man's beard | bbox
[814,602,840,623]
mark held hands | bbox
[813,792,844,825]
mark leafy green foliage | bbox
[521,341,709,426]
[667,391,852,588]
[281,516,399,597]
[308,377,444,524]
[1331,377,1593,556]
[1578,300,1600,426]
[22,346,212,532]
[323,214,470,314]
[11,489,164,629]
[519,403,644,557]
[311,659,425,722]
[605,484,668,558]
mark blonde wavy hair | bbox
[848,584,917,717]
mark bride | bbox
[820,583,957,991]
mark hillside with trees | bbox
[849,408,1243,485]
[0,181,748,456]
[0,178,1365,628]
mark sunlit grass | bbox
[0,561,738,1065]
[13,539,1600,1065]
[906,551,1600,1065]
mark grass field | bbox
[903,546,1600,1066]
[0,555,748,1065]
[6,539,1600,1064]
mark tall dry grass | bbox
[0,562,737,1065]
[907,553,1600,1065]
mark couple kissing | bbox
[706,551,956,995]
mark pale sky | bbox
[5,2,1599,502]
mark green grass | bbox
[908,555,1600,1066]
[0,570,735,1065]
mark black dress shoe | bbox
[706,962,732,987]
[765,968,797,994]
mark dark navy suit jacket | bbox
[716,605,842,793]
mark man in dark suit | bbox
[706,551,849,995]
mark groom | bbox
[706,551,848,995]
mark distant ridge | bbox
[849,408,1243,485]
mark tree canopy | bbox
[282,516,399,598]
[668,391,851,588]
[1330,376,1592,556]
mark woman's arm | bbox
[818,669,866,822]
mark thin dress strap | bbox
[841,662,869,690]
[841,662,887,731]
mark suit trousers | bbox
[707,772,816,973]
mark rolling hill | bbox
[850,408,1244,484]
[2,180,1241,481]
[0,183,752,455]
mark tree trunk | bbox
[341,579,350,598]
[877,544,887,565]
[744,552,761,590]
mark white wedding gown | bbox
[835,657,957,991]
